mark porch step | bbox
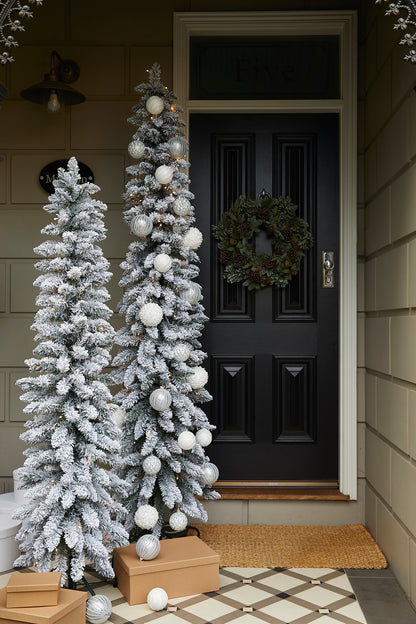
[214,483,349,500]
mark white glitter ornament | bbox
[139,302,163,327]
[147,588,168,611]
[153,253,172,273]
[146,95,164,115]
[177,430,196,451]
[155,165,174,185]
[131,214,153,237]
[143,455,162,475]
[128,139,146,159]
[182,227,203,250]
[172,343,190,362]
[136,534,160,561]
[173,196,191,216]
[169,511,188,532]
[86,595,112,624]
[112,407,126,428]
[187,366,208,389]
[168,136,188,158]
[134,505,159,530]
[202,462,219,486]
[149,388,172,411]
[181,282,202,305]
[195,428,212,447]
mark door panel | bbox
[190,113,339,481]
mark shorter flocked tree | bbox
[14,157,128,585]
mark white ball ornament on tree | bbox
[153,253,172,273]
[147,588,168,612]
[172,343,190,362]
[177,430,196,451]
[112,407,126,428]
[196,428,212,447]
[187,366,209,390]
[182,227,203,250]
[143,455,162,475]
[149,388,172,411]
[134,505,159,530]
[168,136,188,158]
[169,511,188,532]
[181,282,202,305]
[86,595,112,624]
[136,534,160,561]
[131,214,153,237]
[128,139,146,159]
[173,196,191,216]
[139,302,163,327]
[155,165,174,185]
[146,95,164,115]
[202,462,219,486]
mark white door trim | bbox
[173,11,358,499]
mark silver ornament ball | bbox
[187,366,209,389]
[168,136,188,158]
[155,165,174,185]
[177,430,196,451]
[136,534,160,561]
[143,455,162,475]
[112,407,126,428]
[172,343,190,362]
[147,587,168,611]
[86,595,112,624]
[202,462,219,486]
[128,139,146,159]
[173,196,191,216]
[146,95,164,115]
[195,428,212,447]
[153,253,172,273]
[134,505,159,530]
[150,388,172,411]
[182,227,203,250]
[169,511,188,532]
[131,214,153,237]
[181,282,202,305]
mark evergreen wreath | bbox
[212,195,313,290]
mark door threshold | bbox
[214,481,349,500]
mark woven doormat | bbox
[196,523,387,569]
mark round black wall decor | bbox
[39,160,94,193]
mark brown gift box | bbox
[0,588,86,624]
[6,573,61,608]
[113,535,220,605]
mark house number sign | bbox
[39,160,94,193]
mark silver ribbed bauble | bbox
[181,282,202,305]
[147,587,168,611]
[177,430,196,451]
[195,428,212,447]
[155,165,174,185]
[86,595,112,624]
[202,462,219,486]
[130,214,153,237]
[136,534,160,561]
[149,388,172,411]
[168,136,188,158]
[153,253,172,273]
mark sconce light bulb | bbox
[47,89,61,113]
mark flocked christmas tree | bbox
[112,63,220,539]
[14,158,129,585]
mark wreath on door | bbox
[212,195,313,290]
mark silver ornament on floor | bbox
[149,388,172,411]
[169,510,188,532]
[147,587,168,611]
[173,196,191,216]
[181,282,202,305]
[128,139,146,159]
[195,428,212,447]
[202,462,219,486]
[153,253,172,273]
[155,165,174,185]
[86,594,112,624]
[131,214,153,237]
[134,504,159,530]
[168,136,188,158]
[136,534,160,561]
[172,343,190,362]
[139,302,163,327]
[177,430,196,451]
[146,95,164,115]
[143,454,162,475]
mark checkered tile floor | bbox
[0,566,366,624]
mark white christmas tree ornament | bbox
[196,428,212,447]
[155,165,174,185]
[131,214,153,237]
[172,343,190,362]
[149,388,172,411]
[134,505,159,530]
[139,302,163,327]
[143,455,162,475]
[128,139,146,159]
[182,227,203,250]
[187,366,209,389]
[153,253,172,273]
[169,510,188,532]
[177,430,196,451]
[146,95,164,115]
[173,196,191,216]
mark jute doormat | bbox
[196,523,387,569]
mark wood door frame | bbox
[173,10,358,499]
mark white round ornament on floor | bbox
[168,136,188,158]
[131,214,153,237]
[155,165,174,185]
[146,95,164,115]
[112,407,126,428]
[195,428,212,447]
[181,282,202,305]
[169,511,188,532]
[149,388,172,411]
[173,196,191,216]
[143,455,162,475]
[177,430,196,451]
[172,343,190,362]
[153,253,172,273]
[128,139,146,159]
[139,302,163,327]
[134,505,159,530]
[202,462,219,486]
[187,366,208,389]
[86,594,112,624]
[136,534,160,561]
[182,227,203,250]
[147,588,168,611]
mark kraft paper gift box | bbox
[113,535,220,605]
[6,573,61,608]
[0,588,86,624]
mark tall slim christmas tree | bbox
[14,158,129,584]
[113,63,220,538]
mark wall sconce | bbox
[20,49,85,112]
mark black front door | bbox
[190,113,339,482]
